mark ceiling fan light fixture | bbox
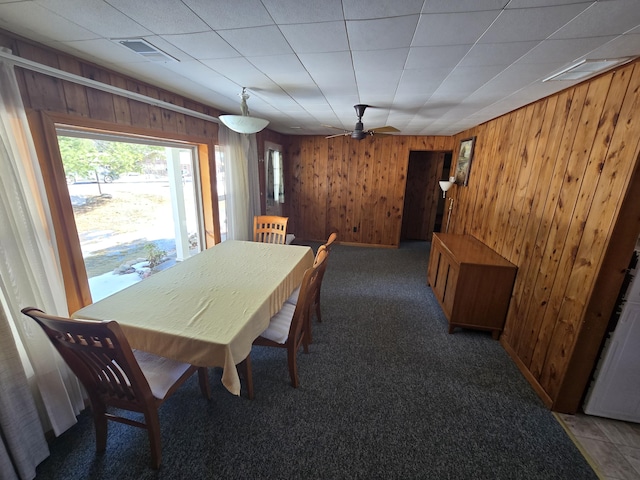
[219,88,269,134]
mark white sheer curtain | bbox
[218,124,260,240]
[0,55,85,478]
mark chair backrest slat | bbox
[254,215,288,244]
[22,308,150,406]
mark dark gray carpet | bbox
[35,241,596,479]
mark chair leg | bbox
[144,408,163,469]
[237,355,254,400]
[287,344,299,388]
[197,367,211,400]
[92,402,108,453]
[315,299,322,323]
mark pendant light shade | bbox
[219,88,269,134]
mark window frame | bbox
[28,111,220,313]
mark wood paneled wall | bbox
[282,60,640,411]
[284,135,453,245]
[448,61,640,411]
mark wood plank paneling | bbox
[285,135,454,244]
[283,59,640,413]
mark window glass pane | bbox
[58,133,203,301]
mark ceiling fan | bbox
[325,104,399,140]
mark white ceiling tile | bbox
[516,36,618,64]
[247,54,308,77]
[161,32,240,60]
[298,51,353,74]
[458,41,539,67]
[261,0,344,24]
[181,0,273,29]
[34,0,151,38]
[586,34,640,58]
[352,48,409,71]
[551,0,640,38]
[201,57,274,89]
[397,68,451,94]
[406,45,473,69]
[105,0,209,34]
[3,0,638,135]
[342,0,423,20]
[346,15,419,50]
[218,26,293,57]
[432,66,501,96]
[413,11,500,47]
[280,22,348,54]
[0,3,98,42]
[479,3,592,43]
[506,0,595,7]
[423,0,507,13]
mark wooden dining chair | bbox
[253,247,328,388]
[285,232,337,342]
[21,307,210,469]
[253,215,288,244]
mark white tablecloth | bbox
[72,240,314,395]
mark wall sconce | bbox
[438,180,454,199]
[219,87,269,134]
[439,177,455,233]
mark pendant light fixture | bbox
[218,87,269,134]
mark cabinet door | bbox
[441,262,458,318]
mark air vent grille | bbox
[115,38,178,62]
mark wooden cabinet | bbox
[427,233,517,339]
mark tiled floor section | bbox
[556,412,640,479]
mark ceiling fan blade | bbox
[369,125,400,133]
[325,132,350,139]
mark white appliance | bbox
[584,246,640,423]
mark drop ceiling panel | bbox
[352,48,409,72]
[217,26,293,57]
[182,0,274,29]
[106,0,210,34]
[479,3,592,43]
[550,0,640,39]
[342,0,423,20]
[2,0,639,136]
[0,3,98,42]
[458,41,539,67]
[423,0,508,14]
[406,45,473,69]
[346,16,419,51]
[516,36,618,64]
[161,32,240,60]
[279,22,349,54]
[413,11,500,47]
[34,0,152,38]
[261,0,344,24]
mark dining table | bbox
[72,240,314,396]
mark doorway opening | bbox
[401,151,452,241]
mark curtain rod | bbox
[0,49,220,124]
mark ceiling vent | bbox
[114,38,178,62]
[543,57,633,82]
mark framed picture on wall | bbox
[454,136,476,186]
